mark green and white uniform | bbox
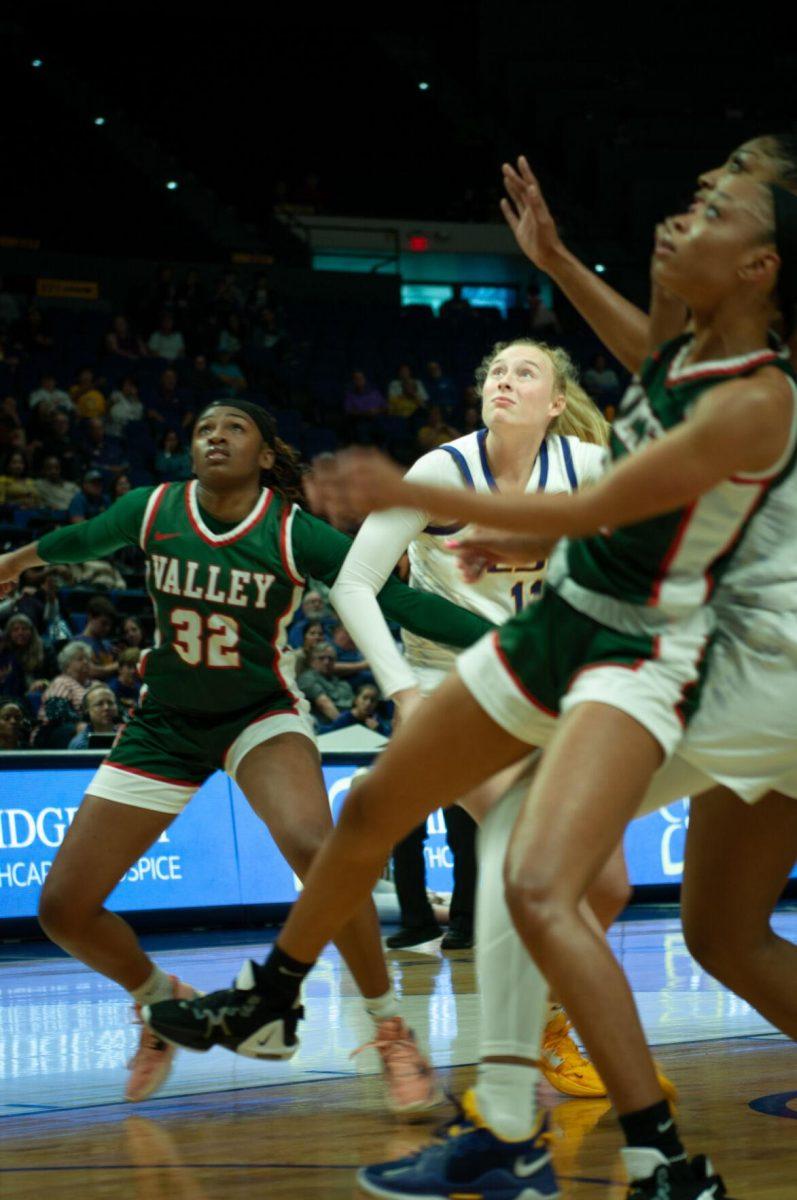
[457,337,797,757]
[38,480,493,812]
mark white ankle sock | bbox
[475,1062,538,1142]
[364,986,400,1023]
[130,965,174,1006]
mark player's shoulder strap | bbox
[438,435,477,489]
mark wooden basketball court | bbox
[1,913,795,1198]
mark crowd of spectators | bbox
[0,262,624,751]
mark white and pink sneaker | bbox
[126,975,198,1102]
[353,1016,445,1117]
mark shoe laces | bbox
[351,1018,430,1077]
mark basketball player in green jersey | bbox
[0,400,492,1110]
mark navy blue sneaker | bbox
[357,1112,559,1199]
[142,960,303,1059]
[622,1148,733,1199]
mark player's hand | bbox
[0,553,20,598]
[305,448,409,525]
[501,157,565,271]
[447,527,556,582]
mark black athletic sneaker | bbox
[142,960,303,1059]
[623,1148,732,1199]
[385,924,442,949]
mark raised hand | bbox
[500,157,564,271]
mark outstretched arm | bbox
[310,369,793,542]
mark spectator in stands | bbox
[417,404,460,453]
[298,642,354,727]
[106,376,144,437]
[0,278,20,331]
[13,305,54,356]
[0,394,24,454]
[212,271,244,317]
[389,364,428,407]
[327,683,391,736]
[70,368,107,419]
[218,313,244,358]
[583,351,621,407]
[82,416,128,483]
[147,312,185,361]
[35,455,79,511]
[525,284,561,335]
[0,700,30,750]
[105,315,148,360]
[68,683,122,749]
[176,268,205,329]
[462,398,482,434]
[210,348,247,397]
[329,620,370,687]
[68,470,108,524]
[74,596,119,680]
[108,646,142,709]
[425,361,457,417]
[147,368,194,434]
[250,307,286,357]
[288,588,332,647]
[36,411,82,481]
[5,565,73,644]
[0,613,56,698]
[33,695,80,749]
[440,290,472,319]
[0,449,38,507]
[110,473,132,502]
[150,265,178,315]
[155,429,192,481]
[343,370,387,420]
[29,373,74,419]
[117,616,145,653]
[293,620,326,676]
[185,353,218,403]
[247,272,271,314]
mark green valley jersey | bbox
[547,336,797,628]
[38,480,493,714]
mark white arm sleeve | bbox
[329,448,461,698]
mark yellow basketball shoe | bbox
[541,1011,678,1103]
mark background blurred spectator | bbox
[389,364,428,406]
[106,376,144,436]
[186,353,218,403]
[329,620,371,688]
[108,647,142,710]
[298,642,354,727]
[0,699,31,750]
[117,616,146,654]
[583,351,621,411]
[36,411,83,481]
[525,284,561,336]
[148,312,186,361]
[293,620,326,677]
[417,405,460,453]
[35,455,79,511]
[155,429,192,481]
[110,473,133,502]
[106,315,148,360]
[425,361,457,418]
[0,613,56,699]
[327,683,391,736]
[29,373,74,419]
[211,349,247,397]
[70,368,107,419]
[13,305,54,356]
[68,682,123,748]
[218,313,244,357]
[0,565,73,642]
[74,597,119,680]
[288,589,333,647]
[343,370,387,420]
[68,470,108,523]
[0,278,20,330]
[148,368,194,434]
[33,695,79,749]
[0,450,39,507]
[0,394,24,453]
[81,416,129,486]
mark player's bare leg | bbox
[682,784,797,1038]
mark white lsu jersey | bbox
[402,428,606,672]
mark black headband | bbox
[771,184,797,317]
[199,400,276,445]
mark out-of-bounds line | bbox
[0,1163,359,1173]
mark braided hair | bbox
[198,400,306,506]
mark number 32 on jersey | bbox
[170,607,241,668]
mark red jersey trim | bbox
[279,504,305,587]
[491,631,558,719]
[102,761,201,789]
[666,347,779,388]
[139,483,170,551]
[184,480,273,547]
[647,503,696,608]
